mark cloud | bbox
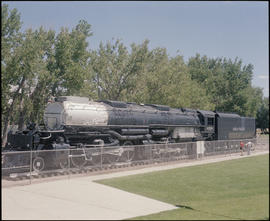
[258,75,269,80]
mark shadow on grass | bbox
[175,205,194,210]
[175,204,244,220]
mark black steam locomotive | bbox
[2,96,255,171]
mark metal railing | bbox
[1,138,259,184]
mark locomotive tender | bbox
[5,96,255,151]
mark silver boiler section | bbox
[44,96,109,130]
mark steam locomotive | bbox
[3,96,255,171]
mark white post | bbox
[196,141,205,159]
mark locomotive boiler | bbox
[42,96,207,146]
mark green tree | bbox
[90,39,149,101]
[1,4,22,145]
[132,49,213,110]
[3,28,55,131]
[1,12,93,146]
[51,20,92,97]
[243,87,264,117]
[256,97,269,132]
[187,54,262,116]
[1,4,22,61]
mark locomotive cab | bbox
[197,110,215,140]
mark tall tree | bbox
[1,14,93,146]
[132,49,214,110]
[256,97,269,133]
[90,39,149,101]
[187,54,262,116]
[3,28,55,132]
[51,20,92,97]
[1,4,22,145]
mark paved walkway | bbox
[2,150,268,220]
[2,178,176,220]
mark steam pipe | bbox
[106,130,152,141]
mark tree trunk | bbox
[2,118,10,148]
[1,77,25,147]
[29,82,47,123]
[18,110,26,131]
[17,79,28,131]
[97,74,101,99]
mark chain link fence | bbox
[204,138,256,157]
[1,138,260,185]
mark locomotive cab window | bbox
[199,115,205,125]
[207,117,214,126]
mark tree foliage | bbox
[1,4,268,145]
[256,98,269,132]
[187,54,264,117]
[1,5,22,114]
[88,39,149,101]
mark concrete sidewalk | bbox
[2,150,268,220]
[2,177,176,220]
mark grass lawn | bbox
[96,154,269,220]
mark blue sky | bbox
[4,1,269,97]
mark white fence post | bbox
[196,141,205,159]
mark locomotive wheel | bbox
[161,149,171,159]
[169,148,179,160]
[91,155,102,165]
[117,141,135,162]
[91,151,118,165]
[90,154,118,165]
[103,153,118,164]
[152,147,170,160]
[56,150,69,170]
[152,147,162,159]
[32,157,45,172]
[173,148,184,159]
[71,156,87,169]
[70,149,87,169]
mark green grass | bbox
[96,154,269,220]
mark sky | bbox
[4,1,269,97]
